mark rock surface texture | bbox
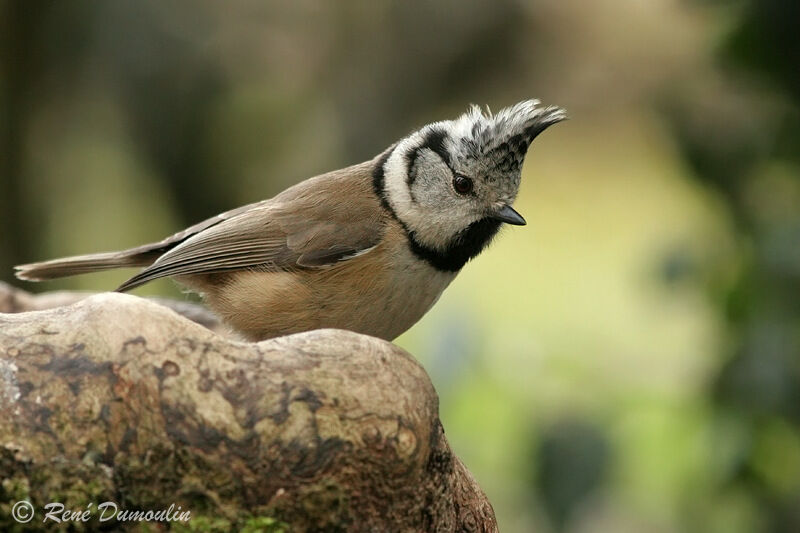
[0,282,497,532]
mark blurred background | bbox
[2,1,799,531]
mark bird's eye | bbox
[453,175,474,195]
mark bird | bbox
[15,100,566,341]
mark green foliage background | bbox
[1,1,798,532]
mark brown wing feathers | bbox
[15,160,385,292]
[116,195,384,291]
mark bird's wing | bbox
[116,162,385,291]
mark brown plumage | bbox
[16,157,454,341]
[15,100,566,341]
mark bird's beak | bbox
[490,204,526,226]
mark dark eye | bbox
[453,175,474,195]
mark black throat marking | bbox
[372,148,502,273]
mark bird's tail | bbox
[14,247,162,282]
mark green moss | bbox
[239,516,288,533]
[0,477,32,532]
[171,514,287,532]
[172,515,232,532]
[1,476,31,502]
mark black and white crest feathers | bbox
[374,99,566,272]
[437,100,567,194]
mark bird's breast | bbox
[198,227,456,341]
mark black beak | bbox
[491,204,526,226]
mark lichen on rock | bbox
[0,283,497,532]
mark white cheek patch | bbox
[382,133,481,250]
[411,149,452,204]
[377,99,562,253]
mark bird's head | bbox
[374,99,566,271]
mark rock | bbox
[0,283,497,532]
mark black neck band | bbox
[372,150,501,272]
